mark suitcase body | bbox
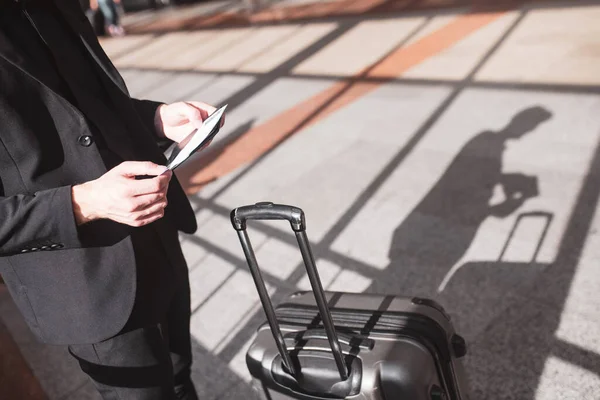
[248,292,469,400]
[231,203,471,400]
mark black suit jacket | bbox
[0,0,197,344]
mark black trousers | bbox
[69,226,198,400]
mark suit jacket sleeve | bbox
[131,98,174,152]
[0,186,82,256]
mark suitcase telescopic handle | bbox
[231,202,306,231]
[231,203,349,381]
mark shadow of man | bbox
[372,106,552,298]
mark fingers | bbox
[128,173,172,197]
[114,161,168,178]
[172,101,221,129]
[183,102,209,130]
[134,208,167,227]
[127,192,167,212]
[135,198,168,218]
[122,204,168,227]
[111,161,172,196]
[130,199,168,226]
[185,101,215,119]
[167,102,208,130]
[187,101,225,128]
[112,196,168,227]
[93,162,173,226]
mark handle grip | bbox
[230,202,305,232]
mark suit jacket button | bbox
[78,135,94,147]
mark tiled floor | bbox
[2,1,600,399]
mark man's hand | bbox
[71,162,172,227]
[154,101,224,144]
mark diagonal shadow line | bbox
[312,10,527,251]
[206,16,431,202]
[102,34,160,63]
[125,0,241,32]
[124,0,600,33]
[190,267,238,315]
[188,197,385,277]
[176,27,263,71]
[187,119,256,166]
[127,70,180,99]
[525,133,600,382]
[368,0,426,14]
[227,23,307,72]
[120,1,175,27]
[552,146,600,263]
[551,338,600,377]
[278,9,527,291]
[114,25,259,97]
[186,22,300,76]
[163,22,306,104]
[114,25,250,98]
[467,132,600,397]
[208,19,360,114]
[185,234,296,291]
[173,119,258,187]
[214,9,526,365]
[170,72,227,103]
[114,27,201,67]
[119,25,258,97]
[117,66,600,96]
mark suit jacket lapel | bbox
[0,29,59,96]
[0,0,128,99]
[52,0,130,96]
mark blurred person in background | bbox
[90,0,126,36]
[0,0,224,398]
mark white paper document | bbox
[165,104,228,170]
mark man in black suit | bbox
[0,0,222,398]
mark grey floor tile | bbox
[215,381,261,400]
[185,75,257,107]
[123,70,176,98]
[363,240,545,343]
[474,298,563,365]
[141,72,217,104]
[527,256,600,322]
[433,261,546,342]
[189,340,249,400]
[466,350,588,400]
[466,297,600,399]
[191,269,264,352]
[179,236,210,271]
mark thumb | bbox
[165,102,207,130]
[180,103,206,130]
[113,161,169,177]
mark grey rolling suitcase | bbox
[231,202,471,400]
